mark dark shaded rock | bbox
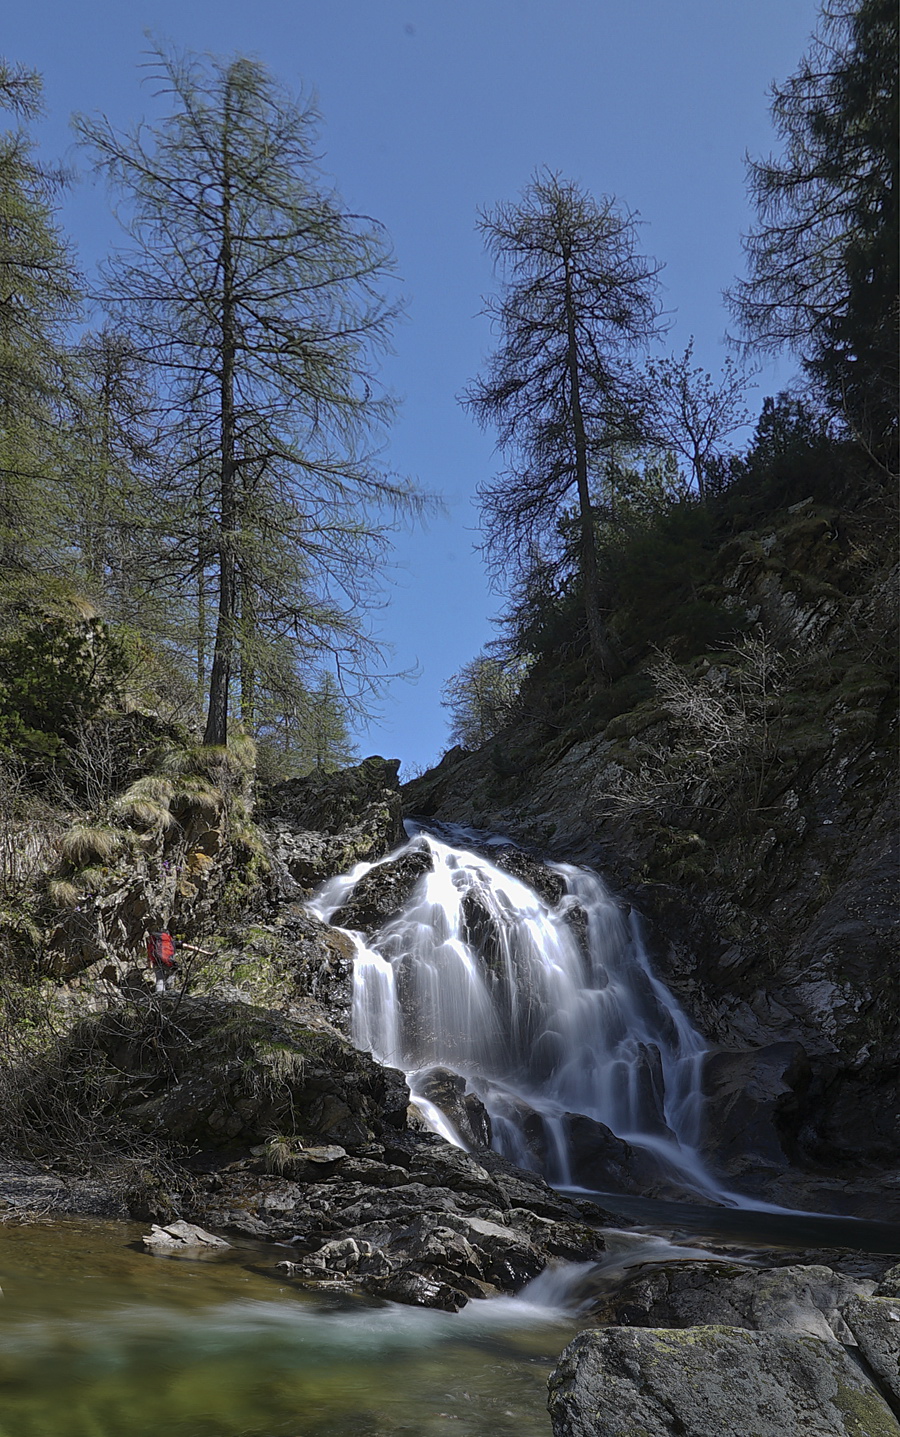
[702,1041,812,1175]
[558,1112,677,1196]
[84,996,410,1153]
[548,1325,900,1437]
[414,1067,492,1148]
[331,846,433,931]
[489,846,565,907]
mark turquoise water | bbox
[0,1218,579,1437]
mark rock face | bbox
[261,756,404,889]
[701,1042,812,1179]
[402,504,900,1208]
[547,1325,900,1437]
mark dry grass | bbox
[112,775,177,831]
[58,823,123,868]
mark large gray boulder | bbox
[841,1295,900,1404]
[586,1261,874,1343]
[547,1325,900,1437]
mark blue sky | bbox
[7,1,820,774]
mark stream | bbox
[0,1206,896,1437]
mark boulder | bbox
[547,1325,900,1437]
[414,1067,493,1149]
[559,1112,678,1197]
[840,1295,900,1404]
[85,996,410,1153]
[331,846,433,931]
[586,1261,874,1342]
[142,1220,230,1253]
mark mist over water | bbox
[313,826,729,1202]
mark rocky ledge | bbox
[549,1261,900,1436]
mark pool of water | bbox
[579,1191,900,1254]
[1,1204,897,1437]
[0,1218,580,1437]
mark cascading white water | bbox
[312,826,725,1200]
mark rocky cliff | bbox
[404,494,899,1214]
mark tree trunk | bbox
[239,567,256,730]
[564,258,622,680]
[203,108,237,748]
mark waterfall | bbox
[311,825,726,1201]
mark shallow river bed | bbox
[2,1205,897,1437]
[0,1216,582,1437]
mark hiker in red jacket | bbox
[146,929,180,993]
[146,930,212,993]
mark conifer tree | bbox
[465,172,663,677]
[731,0,898,461]
[77,47,423,746]
[0,60,79,570]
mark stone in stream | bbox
[414,1066,493,1149]
[547,1325,900,1437]
[142,1220,231,1253]
[330,846,433,931]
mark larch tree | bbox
[0,60,79,571]
[77,46,424,747]
[729,0,898,463]
[464,172,664,679]
[440,651,525,751]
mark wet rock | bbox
[331,847,433,931]
[414,1067,493,1148]
[840,1296,900,1404]
[587,1261,874,1342]
[445,1214,544,1287]
[559,1112,677,1197]
[489,847,565,907]
[702,1041,812,1176]
[547,1325,900,1437]
[142,1220,230,1253]
[365,1268,469,1311]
